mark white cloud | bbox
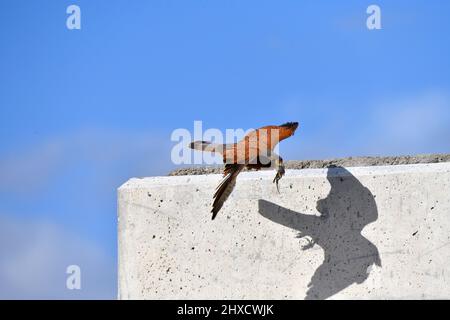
[0,141,65,194]
[276,90,450,159]
[0,214,116,299]
[0,128,175,298]
[364,90,450,155]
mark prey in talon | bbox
[189,122,299,220]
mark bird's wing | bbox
[228,131,259,165]
[211,164,245,220]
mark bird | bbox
[189,122,299,220]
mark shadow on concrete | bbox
[258,166,381,300]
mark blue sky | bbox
[0,0,449,298]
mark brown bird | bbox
[189,122,299,220]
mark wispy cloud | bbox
[0,214,116,299]
[0,141,65,194]
[0,128,173,194]
[363,90,450,155]
[276,90,450,160]
[0,128,175,298]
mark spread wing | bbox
[211,164,245,220]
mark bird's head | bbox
[279,122,299,140]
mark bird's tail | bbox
[189,141,225,153]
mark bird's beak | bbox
[293,122,299,135]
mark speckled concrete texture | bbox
[118,163,450,299]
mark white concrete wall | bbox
[118,163,450,299]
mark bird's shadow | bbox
[258,166,381,300]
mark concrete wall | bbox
[118,163,450,299]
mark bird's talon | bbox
[273,171,283,193]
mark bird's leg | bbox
[272,156,285,193]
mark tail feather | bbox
[189,140,225,153]
[211,164,244,220]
